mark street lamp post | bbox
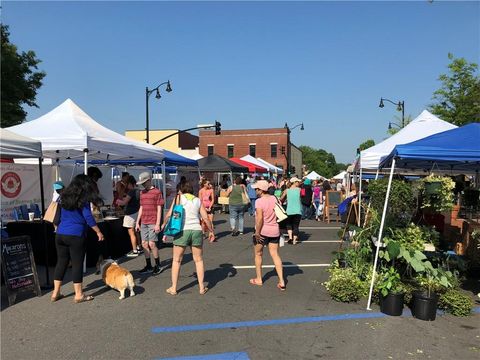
[145,80,172,144]
[284,122,304,175]
[379,97,405,128]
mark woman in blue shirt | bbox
[51,174,104,303]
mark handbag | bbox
[241,190,250,205]
[274,198,288,223]
[44,201,61,225]
[164,195,184,236]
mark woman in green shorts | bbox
[162,182,214,295]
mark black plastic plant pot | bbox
[380,292,404,316]
[338,259,347,268]
[412,291,439,321]
[424,182,442,195]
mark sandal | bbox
[166,287,177,296]
[249,278,263,286]
[199,287,209,295]
[277,283,286,291]
[74,295,94,303]
[50,293,65,302]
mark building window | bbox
[207,145,214,156]
[227,145,234,158]
[249,144,256,157]
[271,144,278,158]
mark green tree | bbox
[358,139,375,151]
[429,53,480,125]
[1,24,46,128]
[299,145,345,179]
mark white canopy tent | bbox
[305,170,325,180]
[240,155,277,174]
[359,110,457,170]
[255,157,284,174]
[333,171,347,180]
[0,128,43,158]
[8,99,165,170]
[356,110,457,225]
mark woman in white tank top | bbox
[162,182,214,295]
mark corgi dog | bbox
[100,260,135,300]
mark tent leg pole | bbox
[39,157,52,289]
[366,159,396,310]
[358,164,362,226]
[162,162,166,218]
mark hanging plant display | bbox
[420,175,455,213]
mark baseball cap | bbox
[251,180,269,192]
[136,172,151,185]
[290,177,301,183]
[53,181,64,190]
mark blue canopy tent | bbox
[379,123,480,173]
[367,123,480,310]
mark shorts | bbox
[252,235,280,246]
[140,224,158,242]
[173,230,203,247]
[123,212,138,228]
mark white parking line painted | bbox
[302,240,341,243]
[299,226,342,230]
[233,264,330,269]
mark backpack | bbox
[164,194,184,236]
[300,187,306,197]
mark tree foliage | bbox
[299,145,347,179]
[429,53,480,125]
[358,139,375,151]
[1,24,46,128]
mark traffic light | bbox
[215,121,221,135]
[291,166,296,174]
[281,146,285,155]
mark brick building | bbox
[199,128,303,175]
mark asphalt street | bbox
[1,214,479,360]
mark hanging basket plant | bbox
[420,175,455,213]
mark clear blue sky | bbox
[3,1,479,163]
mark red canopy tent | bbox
[230,158,268,173]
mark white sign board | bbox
[1,163,54,220]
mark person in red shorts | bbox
[135,172,164,275]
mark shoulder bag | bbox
[274,197,288,223]
[44,201,61,225]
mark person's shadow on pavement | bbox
[176,263,237,293]
[262,261,304,286]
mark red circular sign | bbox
[1,172,22,198]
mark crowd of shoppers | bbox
[51,169,344,302]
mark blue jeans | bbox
[249,198,256,216]
[229,205,245,232]
[313,200,323,217]
[301,204,313,220]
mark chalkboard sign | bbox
[1,235,41,306]
[326,191,342,206]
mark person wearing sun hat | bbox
[249,180,286,290]
[279,177,302,244]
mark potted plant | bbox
[421,175,456,213]
[412,263,452,321]
[377,267,405,316]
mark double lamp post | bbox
[379,97,405,129]
[145,80,172,144]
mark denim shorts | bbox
[140,224,158,242]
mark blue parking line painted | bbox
[152,311,388,333]
[156,352,250,360]
[152,307,480,334]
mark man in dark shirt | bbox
[301,179,313,220]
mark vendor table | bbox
[5,217,131,268]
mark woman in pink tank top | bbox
[199,179,215,241]
[249,180,286,291]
